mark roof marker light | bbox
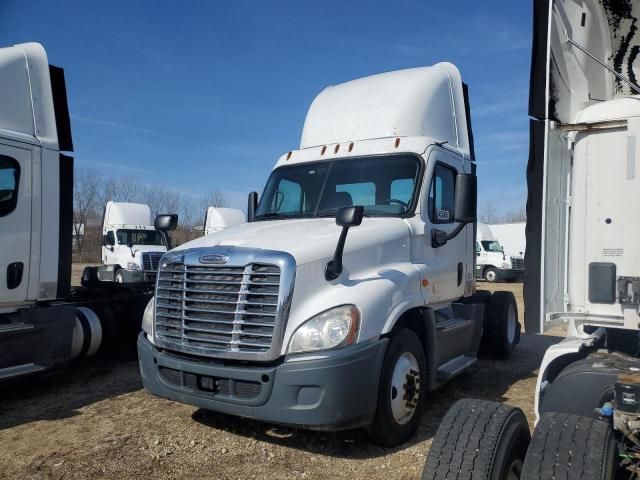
[321,146,327,155]
[348,142,354,152]
[395,137,401,148]
[286,151,292,161]
[334,144,340,154]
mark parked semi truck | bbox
[0,42,173,380]
[476,222,524,282]
[101,201,169,283]
[489,222,526,259]
[138,62,521,446]
[423,1,640,478]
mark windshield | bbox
[481,240,503,252]
[116,229,164,246]
[255,155,422,220]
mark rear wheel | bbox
[521,412,617,480]
[422,399,530,480]
[484,291,520,359]
[368,328,426,447]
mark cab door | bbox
[421,150,468,303]
[0,143,32,304]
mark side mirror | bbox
[154,214,178,232]
[325,206,365,281]
[105,232,115,246]
[453,173,477,223]
[247,191,258,222]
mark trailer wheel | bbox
[368,328,426,447]
[422,399,530,480]
[485,291,520,359]
[484,267,498,283]
[521,412,617,480]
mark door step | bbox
[0,363,46,380]
[436,355,476,381]
[435,318,472,332]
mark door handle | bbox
[457,262,463,286]
[7,262,24,290]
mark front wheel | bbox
[422,399,530,480]
[368,328,427,447]
[484,267,498,282]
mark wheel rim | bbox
[115,273,123,283]
[390,352,420,425]
[486,270,496,282]
[504,458,522,480]
[507,304,516,344]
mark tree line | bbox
[73,168,227,262]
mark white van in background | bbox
[102,202,168,283]
[476,223,524,282]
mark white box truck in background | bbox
[423,1,640,478]
[0,43,171,381]
[101,201,169,283]
[476,222,524,282]
[138,62,522,446]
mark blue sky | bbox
[1,1,531,213]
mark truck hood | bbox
[172,217,411,266]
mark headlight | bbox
[288,305,360,354]
[127,262,142,271]
[141,296,155,338]
[501,261,511,269]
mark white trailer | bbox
[423,1,640,479]
[138,62,521,446]
[0,43,170,380]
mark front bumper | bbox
[138,333,388,430]
[496,268,524,281]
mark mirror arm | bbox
[325,226,350,281]
[431,221,469,248]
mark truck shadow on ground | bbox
[0,344,141,431]
[192,332,563,459]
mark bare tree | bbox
[479,200,499,224]
[202,190,228,209]
[73,168,103,255]
[501,203,527,223]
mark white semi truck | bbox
[0,43,174,380]
[476,222,524,282]
[423,1,640,479]
[138,63,521,446]
[100,201,169,283]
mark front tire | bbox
[521,412,617,480]
[368,328,426,447]
[484,267,498,283]
[422,399,530,480]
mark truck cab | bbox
[101,201,168,283]
[138,63,520,446]
[475,223,524,282]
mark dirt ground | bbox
[0,277,562,480]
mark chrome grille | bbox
[511,257,524,271]
[142,252,163,272]
[154,258,283,359]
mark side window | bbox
[273,179,303,214]
[0,155,20,217]
[428,164,456,224]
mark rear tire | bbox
[422,399,530,480]
[521,412,617,480]
[368,328,427,447]
[485,291,520,359]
